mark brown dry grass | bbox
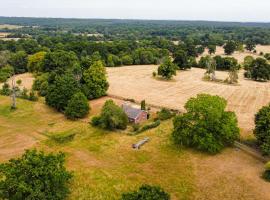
[107,65,270,138]
[0,73,34,90]
[201,45,270,63]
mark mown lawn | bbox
[0,96,195,200]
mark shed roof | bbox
[122,104,145,119]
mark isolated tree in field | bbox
[254,104,270,155]
[245,40,256,52]
[0,149,72,200]
[82,60,109,99]
[204,56,216,81]
[224,41,237,55]
[228,64,239,84]
[27,51,46,73]
[208,45,216,55]
[45,73,79,111]
[92,100,128,130]
[172,94,240,154]
[157,57,177,80]
[248,58,270,81]
[121,184,170,200]
[65,92,90,119]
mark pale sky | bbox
[0,0,269,22]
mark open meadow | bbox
[107,65,270,138]
[0,96,270,200]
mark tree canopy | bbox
[172,94,240,154]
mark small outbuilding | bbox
[122,103,148,124]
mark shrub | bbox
[120,184,170,200]
[152,71,157,77]
[0,65,14,83]
[132,124,140,132]
[91,116,102,126]
[93,100,128,130]
[263,162,270,182]
[158,57,177,80]
[28,90,38,102]
[20,87,29,99]
[254,105,270,155]
[141,100,146,110]
[0,83,11,96]
[157,108,175,120]
[0,149,72,200]
[16,79,22,85]
[136,120,161,134]
[50,132,76,144]
[65,92,90,119]
[172,94,240,154]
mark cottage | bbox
[122,103,148,124]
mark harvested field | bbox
[107,65,270,137]
[201,45,270,63]
[0,73,34,90]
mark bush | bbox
[28,90,38,101]
[65,92,90,119]
[92,100,128,130]
[136,120,161,134]
[157,108,175,120]
[157,57,177,80]
[120,184,170,200]
[254,105,270,155]
[152,71,157,77]
[172,94,240,154]
[0,65,14,83]
[0,83,11,96]
[263,162,270,182]
[50,132,76,144]
[132,124,140,132]
[0,149,72,200]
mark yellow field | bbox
[107,66,270,137]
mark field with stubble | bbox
[107,65,270,137]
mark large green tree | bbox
[8,51,28,74]
[65,92,90,120]
[157,57,177,80]
[172,94,240,154]
[27,51,46,73]
[0,150,72,200]
[224,41,237,55]
[45,73,79,111]
[254,104,270,155]
[82,61,109,99]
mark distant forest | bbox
[1,17,270,44]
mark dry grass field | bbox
[107,65,270,137]
[0,96,269,200]
[0,73,34,90]
[0,24,23,30]
[201,45,270,63]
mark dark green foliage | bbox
[28,90,38,102]
[132,48,158,65]
[0,149,72,200]
[8,51,28,74]
[136,120,161,134]
[45,73,79,111]
[92,100,128,130]
[224,41,237,55]
[121,55,133,65]
[43,50,79,72]
[208,45,216,54]
[264,53,270,61]
[254,105,270,155]
[263,162,270,182]
[107,54,122,67]
[173,50,190,70]
[65,92,90,119]
[120,184,170,200]
[158,57,177,80]
[82,61,109,99]
[32,73,49,96]
[0,65,13,82]
[245,40,256,52]
[0,83,11,96]
[157,108,175,121]
[141,100,146,110]
[209,56,239,71]
[172,94,240,154]
[247,58,270,81]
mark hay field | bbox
[201,45,270,63]
[107,65,270,137]
[0,24,23,30]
